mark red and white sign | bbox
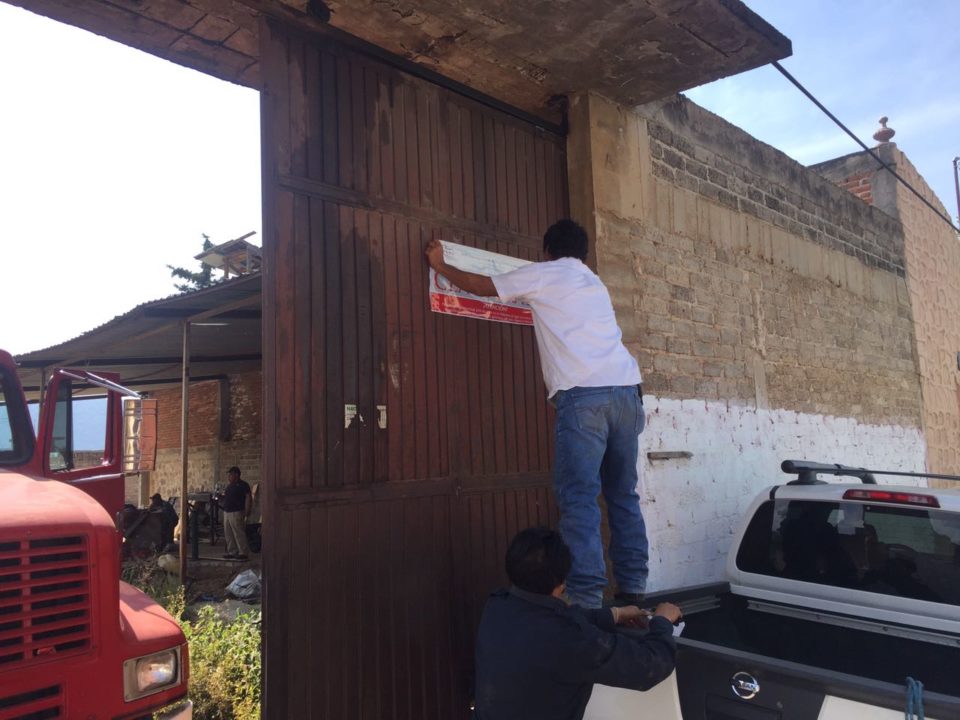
[429,241,534,325]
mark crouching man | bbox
[474,527,681,720]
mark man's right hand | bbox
[652,602,683,624]
[425,238,445,272]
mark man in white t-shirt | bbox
[425,219,647,608]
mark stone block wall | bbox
[567,92,926,589]
[894,152,960,477]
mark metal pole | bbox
[178,321,191,585]
[952,157,960,228]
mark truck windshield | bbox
[0,366,34,466]
[737,499,960,606]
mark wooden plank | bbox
[404,81,420,211]
[342,504,361,717]
[435,92,452,218]
[494,119,508,230]
[488,246,507,475]
[351,56,369,195]
[288,33,308,180]
[416,85,433,209]
[368,212,388,484]
[320,50,339,187]
[483,114,497,229]
[337,54,355,191]
[275,189,297,490]
[396,220,417,481]
[383,216,403,483]
[471,111,487,225]
[516,128,531,238]
[287,509,311,713]
[392,75,409,207]
[258,21,284,711]
[340,204,360,485]
[324,201,344,488]
[411,221,431,479]
[305,42,323,181]
[365,65,383,199]
[293,193,313,489]
[355,208,377,487]
[309,197,327,487]
[357,502,380,719]
[306,506,329,719]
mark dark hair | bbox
[543,219,589,261]
[505,527,571,595]
[227,466,241,476]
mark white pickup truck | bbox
[587,460,960,720]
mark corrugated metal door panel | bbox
[261,16,567,719]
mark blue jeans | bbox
[553,385,647,608]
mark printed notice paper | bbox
[428,241,534,325]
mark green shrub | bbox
[123,559,261,719]
[183,605,261,720]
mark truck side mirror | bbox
[122,397,158,473]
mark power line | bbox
[772,60,959,234]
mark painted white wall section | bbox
[638,396,927,592]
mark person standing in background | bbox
[218,465,252,560]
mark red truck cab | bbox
[0,349,191,719]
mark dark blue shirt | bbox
[220,479,251,513]
[474,587,676,720]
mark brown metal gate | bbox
[260,16,567,718]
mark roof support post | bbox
[178,320,191,585]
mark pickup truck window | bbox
[0,367,34,466]
[737,499,960,605]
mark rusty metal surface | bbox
[13,275,262,397]
[260,16,564,718]
[10,0,789,119]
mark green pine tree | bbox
[168,235,216,293]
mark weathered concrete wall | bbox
[145,372,262,502]
[567,92,926,590]
[816,145,960,478]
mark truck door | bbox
[36,370,125,519]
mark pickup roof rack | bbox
[781,460,960,486]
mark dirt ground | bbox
[123,540,262,622]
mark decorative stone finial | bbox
[873,116,895,143]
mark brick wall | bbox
[146,372,262,500]
[570,92,922,426]
[644,104,903,277]
[566,92,926,588]
[835,170,874,205]
[816,146,960,477]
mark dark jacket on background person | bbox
[219,479,251,513]
[474,587,676,720]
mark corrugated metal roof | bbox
[15,274,261,396]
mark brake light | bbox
[842,489,940,508]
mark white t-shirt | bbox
[491,257,641,398]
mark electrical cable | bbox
[772,60,959,234]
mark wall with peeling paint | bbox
[639,396,926,591]
[567,91,927,587]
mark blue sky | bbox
[687,0,960,221]
[1,1,957,358]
